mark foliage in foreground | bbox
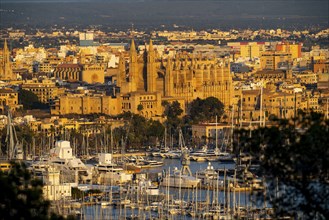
[0,162,66,220]
[238,112,329,219]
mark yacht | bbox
[151,146,169,157]
[30,140,92,183]
[161,130,200,188]
[95,153,132,184]
[217,152,235,163]
[196,163,218,180]
[134,159,164,168]
[189,145,208,161]
[190,146,223,162]
[162,167,201,188]
[196,162,224,187]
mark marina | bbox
[20,137,268,220]
[0,111,268,219]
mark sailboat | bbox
[0,110,23,172]
[6,110,23,160]
[161,129,201,188]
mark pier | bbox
[112,152,148,158]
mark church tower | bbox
[117,52,126,88]
[0,39,15,80]
[147,39,157,92]
[165,58,173,96]
[128,39,138,92]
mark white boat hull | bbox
[162,175,200,188]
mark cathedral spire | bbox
[130,39,136,54]
[148,39,154,52]
[129,38,138,92]
[117,52,125,88]
[1,39,15,80]
[147,39,156,92]
[3,39,10,64]
[165,57,173,97]
[148,39,155,62]
[4,39,8,53]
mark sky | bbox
[1,0,328,30]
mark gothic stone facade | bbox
[0,40,16,80]
[117,40,233,117]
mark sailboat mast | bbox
[240,93,243,128]
[230,104,234,149]
[110,125,113,154]
[164,127,167,149]
[215,115,218,150]
[260,83,263,127]
[5,110,20,160]
[86,134,89,156]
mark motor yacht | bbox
[95,153,132,184]
[30,140,92,183]
[162,167,201,188]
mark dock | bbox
[112,152,148,158]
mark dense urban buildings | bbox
[0,27,328,123]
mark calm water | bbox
[146,158,236,174]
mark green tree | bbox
[114,112,149,148]
[238,112,329,219]
[114,112,165,148]
[0,162,65,219]
[128,113,149,147]
[188,97,224,123]
[163,101,183,131]
[15,124,34,144]
[137,104,144,112]
[146,120,165,145]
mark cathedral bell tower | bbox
[128,39,138,92]
[0,39,15,80]
[165,57,173,96]
[147,39,157,93]
[117,52,126,88]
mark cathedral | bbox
[0,39,16,80]
[116,39,233,118]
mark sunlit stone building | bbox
[116,39,233,118]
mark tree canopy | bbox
[238,112,329,219]
[162,101,184,130]
[113,112,164,148]
[0,162,66,220]
[188,97,224,123]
